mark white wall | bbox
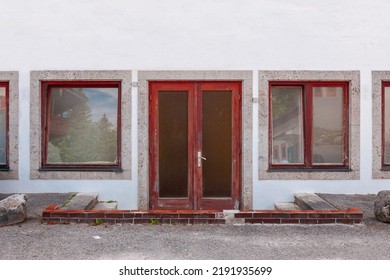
[1,0,390,209]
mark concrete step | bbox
[294,193,338,210]
[59,192,98,210]
[92,201,118,210]
[274,202,301,210]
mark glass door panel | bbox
[158,91,188,197]
[202,91,232,198]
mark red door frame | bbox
[149,81,242,210]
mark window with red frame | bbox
[382,82,390,167]
[0,82,9,168]
[41,81,121,170]
[270,82,349,169]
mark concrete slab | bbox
[59,192,98,210]
[274,202,301,210]
[92,202,118,210]
[295,193,338,210]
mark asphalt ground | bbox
[0,192,389,260]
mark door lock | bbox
[197,151,206,167]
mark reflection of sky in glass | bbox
[84,88,118,125]
[0,87,6,163]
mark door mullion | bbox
[193,82,203,209]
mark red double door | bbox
[149,81,242,210]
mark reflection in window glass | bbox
[0,87,6,164]
[271,86,304,164]
[385,87,390,163]
[313,87,343,164]
[47,87,118,164]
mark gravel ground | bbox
[0,193,389,260]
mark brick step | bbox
[294,193,338,210]
[42,207,363,225]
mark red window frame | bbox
[269,81,350,170]
[382,81,390,169]
[0,82,9,169]
[40,81,122,171]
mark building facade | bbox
[0,0,390,210]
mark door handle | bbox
[197,151,206,167]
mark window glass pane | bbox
[0,87,6,164]
[271,86,304,164]
[312,87,343,164]
[158,91,188,198]
[384,87,390,163]
[47,87,118,164]
[202,90,232,198]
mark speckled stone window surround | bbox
[372,71,390,179]
[30,70,132,180]
[0,71,18,179]
[258,71,360,180]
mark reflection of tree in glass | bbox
[48,89,117,164]
[95,113,117,163]
[272,88,300,121]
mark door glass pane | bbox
[271,86,304,164]
[384,87,390,163]
[158,91,188,198]
[312,87,343,164]
[47,87,118,164]
[0,87,6,164]
[202,91,232,198]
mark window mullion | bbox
[304,84,313,168]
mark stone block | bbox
[0,194,27,226]
[374,190,390,223]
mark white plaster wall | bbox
[0,0,390,209]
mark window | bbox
[0,82,9,169]
[382,82,390,167]
[41,81,121,170]
[270,81,349,169]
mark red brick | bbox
[86,212,106,219]
[336,219,354,224]
[235,213,253,218]
[160,213,180,219]
[252,212,273,218]
[281,219,300,224]
[299,219,318,224]
[123,213,137,218]
[105,213,124,219]
[307,213,327,219]
[317,219,336,224]
[271,213,290,219]
[51,212,69,218]
[142,213,162,218]
[289,213,308,219]
[68,212,87,218]
[42,212,51,218]
[192,218,211,224]
[326,213,346,219]
[179,213,197,218]
[345,213,363,219]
